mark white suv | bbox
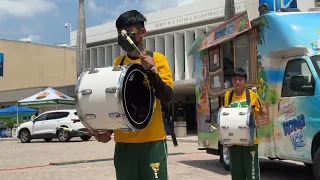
[16,109,92,143]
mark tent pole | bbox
[16,103,19,126]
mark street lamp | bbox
[64,23,72,32]
[64,23,72,46]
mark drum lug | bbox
[88,68,99,74]
[105,87,117,93]
[109,112,123,119]
[221,126,229,129]
[223,139,231,142]
[238,126,247,129]
[239,112,246,115]
[85,114,96,119]
[81,89,92,95]
[222,112,229,115]
[112,66,123,71]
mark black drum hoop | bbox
[119,63,155,130]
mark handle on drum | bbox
[239,112,246,115]
[105,87,117,93]
[221,126,229,129]
[222,112,229,115]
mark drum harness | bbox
[119,51,178,147]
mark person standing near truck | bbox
[224,68,267,180]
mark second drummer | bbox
[224,68,267,180]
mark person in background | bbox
[224,68,267,180]
[94,10,173,180]
[31,112,39,121]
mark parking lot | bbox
[0,138,315,180]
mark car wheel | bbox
[58,129,71,142]
[221,145,231,171]
[80,135,91,141]
[44,138,53,142]
[313,148,320,180]
[19,129,31,143]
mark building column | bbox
[174,32,184,81]
[97,46,105,67]
[86,49,91,68]
[184,30,194,80]
[155,36,165,54]
[112,44,121,60]
[90,48,97,68]
[165,34,174,78]
[105,45,113,66]
[146,38,155,52]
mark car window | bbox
[34,114,47,121]
[46,112,70,120]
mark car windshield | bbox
[311,55,320,75]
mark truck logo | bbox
[282,114,306,150]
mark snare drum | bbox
[75,63,155,133]
[217,106,256,146]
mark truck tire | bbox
[313,148,320,180]
[221,145,231,171]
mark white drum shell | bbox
[76,66,129,132]
[217,107,256,146]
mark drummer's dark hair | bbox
[116,10,147,30]
[232,68,247,80]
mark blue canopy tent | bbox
[0,105,36,124]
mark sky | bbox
[0,0,203,45]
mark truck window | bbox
[282,59,315,97]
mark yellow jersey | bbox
[224,89,261,144]
[113,52,173,143]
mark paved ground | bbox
[0,138,315,180]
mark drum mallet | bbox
[120,30,143,55]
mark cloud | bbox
[88,0,107,14]
[0,0,57,20]
[142,0,204,12]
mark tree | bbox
[76,0,87,77]
[224,0,235,21]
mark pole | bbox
[76,0,87,78]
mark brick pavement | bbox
[0,138,315,180]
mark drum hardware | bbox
[109,112,123,119]
[81,89,92,95]
[221,126,229,129]
[88,68,99,74]
[105,87,117,93]
[239,112,246,115]
[222,112,229,115]
[238,126,247,129]
[84,114,96,119]
[112,66,123,71]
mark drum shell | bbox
[217,106,256,146]
[76,66,129,132]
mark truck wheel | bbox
[80,135,91,141]
[19,129,31,143]
[221,145,231,171]
[313,148,320,180]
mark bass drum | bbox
[75,63,155,133]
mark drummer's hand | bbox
[140,54,156,70]
[94,130,113,143]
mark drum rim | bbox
[118,63,155,131]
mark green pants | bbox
[229,144,260,180]
[114,140,168,180]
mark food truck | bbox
[193,10,320,179]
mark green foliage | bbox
[266,89,279,105]
[0,119,25,129]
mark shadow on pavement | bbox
[179,158,315,180]
[18,139,94,144]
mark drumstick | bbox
[121,30,143,55]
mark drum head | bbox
[121,63,155,130]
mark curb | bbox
[0,138,19,142]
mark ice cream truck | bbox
[192,10,320,179]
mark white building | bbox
[69,0,318,133]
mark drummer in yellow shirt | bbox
[94,10,173,180]
[224,68,267,180]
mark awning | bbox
[198,11,252,51]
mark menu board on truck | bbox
[208,47,220,72]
